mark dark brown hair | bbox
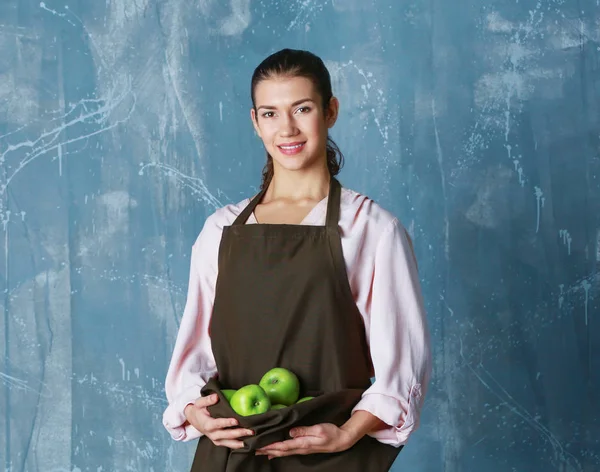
[250,48,345,191]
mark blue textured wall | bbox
[1,0,598,471]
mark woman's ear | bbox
[250,108,262,138]
[325,97,340,129]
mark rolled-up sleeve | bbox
[351,218,432,447]
[162,217,219,442]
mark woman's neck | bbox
[264,168,331,204]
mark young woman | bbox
[162,49,432,471]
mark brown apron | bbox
[191,177,403,471]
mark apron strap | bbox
[232,176,342,227]
[325,177,342,229]
[232,186,267,226]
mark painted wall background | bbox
[1,0,599,471]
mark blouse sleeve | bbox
[162,216,219,442]
[351,217,432,447]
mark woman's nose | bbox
[279,114,298,136]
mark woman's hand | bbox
[255,423,356,460]
[184,394,254,449]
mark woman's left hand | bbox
[255,423,357,460]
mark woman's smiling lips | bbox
[277,142,306,155]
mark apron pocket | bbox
[201,377,366,454]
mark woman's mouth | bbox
[277,142,306,155]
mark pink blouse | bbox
[162,186,432,448]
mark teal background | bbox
[1,0,598,470]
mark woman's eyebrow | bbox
[256,98,315,111]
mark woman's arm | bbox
[349,217,433,447]
[340,410,389,443]
[162,216,220,441]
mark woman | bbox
[162,48,432,471]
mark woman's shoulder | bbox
[339,186,415,265]
[203,197,252,228]
[186,199,252,271]
[340,186,403,234]
[194,196,252,241]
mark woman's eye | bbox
[297,106,311,113]
[262,111,274,118]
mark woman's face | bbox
[251,75,338,176]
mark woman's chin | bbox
[272,154,325,173]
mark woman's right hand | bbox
[184,393,255,449]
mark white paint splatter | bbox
[2,210,9,231]
[138,162,223,209]
[288,0,325,29]
[0,81,135,224]
[559,284,564,309]
[513,159,526,187]
[474,2,583,189]
[3,209,8,317]
[582,280,591,326]
[432,98,449,261]
[331,0,371,11]
[559,229,572,255]
[562,272,599,297]
[505,144,526,186]
[534,186,545,233]
[119,358,126,381]
[39,2,76,26]
[324,60,391,146]
[40,2,109,70]
[0,370,51,397]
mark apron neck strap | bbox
[232,176,342,227]
[325,177,341,229]
[233,184,267,225]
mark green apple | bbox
[296,396,314,403]
[259,367,300,406]
[229,384,271,416]
[221,389,237,403]
[270,404,287,410]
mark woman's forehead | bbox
[253,76,319,105]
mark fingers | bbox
[258,437,313,452]
[209,427,254,450]
[204,417,240,432]
[261,448,306,458]
[255,436,327,458]
[211,427,254,441]
[194,393,219,409]
[213,439,246,449]
[256,446,308,458]
[292,425,320,437]
[190,393,255,450]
